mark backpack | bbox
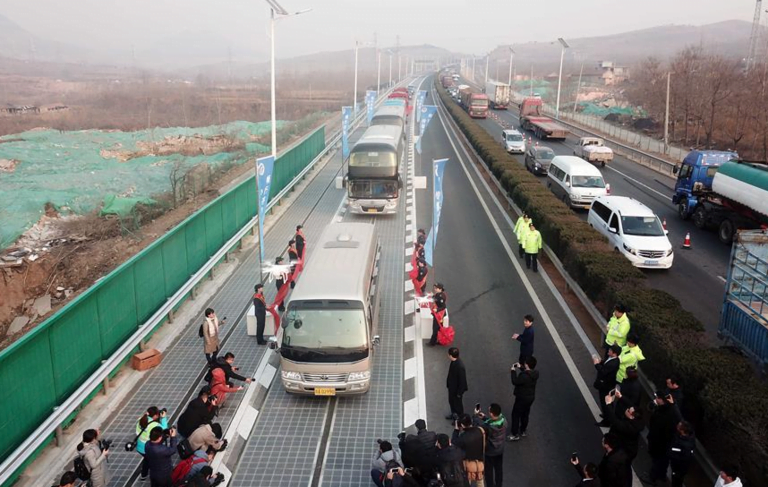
[73,455,91,481]
[438,460,467,487]
[171,456,207,485]
[198,323,205,338]
[177,438,195,460]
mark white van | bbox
[547,155,610,209]
[588,195,674,269]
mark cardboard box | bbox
[132,348,162,371]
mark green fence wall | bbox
[0,126,325,463]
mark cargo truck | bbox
[485,81,511,110]
[518,97,568,139]
[574,137,614,167]
[459,88,489,118]
[672,151,768,244]
[440,74,454,88]
[719,229,768,371]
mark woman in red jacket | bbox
[210,367,244,406]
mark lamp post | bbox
[555,37,569,118]
[664,71,671,152]
[508,47,515,86]
[377,48,381,94]
[265,0,311,158]
[485,53,489,84]
[387,49,393,87]
[354,39,374,115]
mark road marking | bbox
[237,406,259,440]
[404,325,416,342]
[404,298,416,314]
[404,357,418,380]
[718,275,727,283]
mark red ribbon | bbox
[266,244,308,332]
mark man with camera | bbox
[184,466,226,487]
[145,425,179,487]
[451,414,485,487]
[178,387,218,440]
[642,389,682,486]
[371,440,404,487]
[398,419,438,483]
[507,357,539,442]
[76,429,109,487]
[473,403,506,487]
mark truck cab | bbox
[672,151,737,219]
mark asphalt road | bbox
[413,82,611,486]
[457,84,729,342]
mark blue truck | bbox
[720,229,768,371]
[672,150,768,244]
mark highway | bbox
[460,73,729,341]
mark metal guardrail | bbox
[0,95,380,485]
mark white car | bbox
[588,195,674,269]
[502,129,526,154]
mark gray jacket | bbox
[80,441,108,487]
[371,447,404,473]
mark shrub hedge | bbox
[435,80,768,485]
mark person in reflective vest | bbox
[429,283,447,346]
[617,334,645,383]
[605,304,631,353]
[413,258,428,297]
[514,214,531,259]
[253,284,267,345]
[523,223,542,273]
[294,225,306,260]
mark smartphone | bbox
[571,452,578,462]
[389,468,400,473]
[222,316,227,321]
[609,389,616,396]
[474,402,481,412]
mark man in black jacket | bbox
[614,367,641,418]
[253,284,267,345]
[451,414,484,486]
[145,426,179,487]
[435,434,469,487]
[210,353,252,387]
[399,419,437,482]
[446,348,468,420]
[604,391,643,486]
[669,421,695,487]
[643,392,682,486]
[571,459,601,487]
[177,387,216,439]
[598,433,628,487]
[507,356,539,441]
[593,344,621,427]
[511,314,535,365]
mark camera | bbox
[124,440,136,451]
[100,439,113,451]
[211,473,225,486]
[160,407,168,414]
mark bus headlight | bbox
[348,371,371,381]
[281,371,301,381]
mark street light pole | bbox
[508,47,515,86]
[377,49,381,94]
[353,40,359,116]
[485,53,489,84]
[664,71,671,152]
[555,37,569,118]
[388,50,393,87]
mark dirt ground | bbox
[0,116,332,351]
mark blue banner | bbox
[256,154,275,265]
[416,105,438,154]
[425,158,448,267]
[342,106,352,160]
[366,90,377,125]
[416,90,427,122]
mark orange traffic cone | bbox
[682,232,691,249]
[662,218,667,231]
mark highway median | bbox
[435,78,768,486]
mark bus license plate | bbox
[314,387,336,396]
[367,208,379,213]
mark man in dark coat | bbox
[446,348,468,420]
[210,353,252,387]
[177,387,216,439]
[593,344,621,427]
[507,356,539,441]
[571,459,602,487]
[614,367,641,418]
[451,414,484,485]
[399,419,437,482]
[145,426,179,487]
[598,433,628,487]
[294,225,306,259]
[253,284,267,345]
[435,434,469,487]
[511,314,535,365]
[668,421,695,487]
[643,392,682,485]
[604,391,643,486]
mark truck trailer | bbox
[459,88,489,119]
[672,151,768,243]
[518,97,568,139]
[485,81,511,110]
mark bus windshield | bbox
[350,150,397,168]
[283,307,367,349]
[349,180,398,199]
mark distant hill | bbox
[489,20,756,70]
[0,13,93,64]
[136,30,267,70]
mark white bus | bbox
[277,222,381,395]
[345,125,404,215]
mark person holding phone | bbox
[202,308,225,365]
[371,441,404,487]
[511,315,535,365]
[593,344,621,427]
[569,454,599,486]
[507,357,539,442]
[604,391,643,486]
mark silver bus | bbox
[371,105,407,131]
[346,124,404,214]
[278,222,381,395]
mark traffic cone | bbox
[662,218,667,231]
[682,232,691,249]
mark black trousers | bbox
[484,454,503,487]
[276,279,285,310]
[649,453,669,481]
[448,391,464,416]
[205,349,219,365]
[518,244,525,259]
[429,316,440,345]
[256,315,266,343]
[150,477,173,487]
[670,461,690,487]
[510,396,534,435]
[525,252,539,272]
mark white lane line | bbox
[435,98,602,418]
[718,275,727,283]
[404,299,416,315]
[315,399,337,487]
[405,246,413,257]
[404,357,418,380]
[237,407,259,440]
[404,325,416,342]
[403,398,419,428]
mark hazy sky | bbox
[1,0,754,59]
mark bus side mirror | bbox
[268,336,279,350]
[373,335,381,346]
[672,165,679,175]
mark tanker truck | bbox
[672,150,768,243]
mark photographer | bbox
[208,353,253,387]
[604,390,643,486]
[371,440,404,487]
[188,423,227,452]
[473,404,506,487]
[134,406,168,481]
[507,357,539,442]
[569,456,600,486]
[451,414,484,487]
[642,389,682,485]
[77,429,109,487]
[185,466,226,487]
[178,387,217,440]
[398,419,437,482]
[146,425,178,487]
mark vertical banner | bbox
[424,158,448,267]
[342,106,352,160]
[416,90,427,123]
[366,90,377,125]
[256,155,275,265]
[416,105,438,154]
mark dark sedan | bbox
[524,145,556,176]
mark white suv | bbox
[588,196,674,269]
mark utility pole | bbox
[555,37,569,118]
[484,53,489,84]
[747,0,763,71]
[396,35,401,81]
[572,61,584,117]
[664,71,671,151]
[508,47,515,86]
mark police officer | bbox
[523,223,543,273]
[514,213,532,259]
[253,284,267,345]
[604,304,631,354]
[429,283,447,346]
[294,225,306,259]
